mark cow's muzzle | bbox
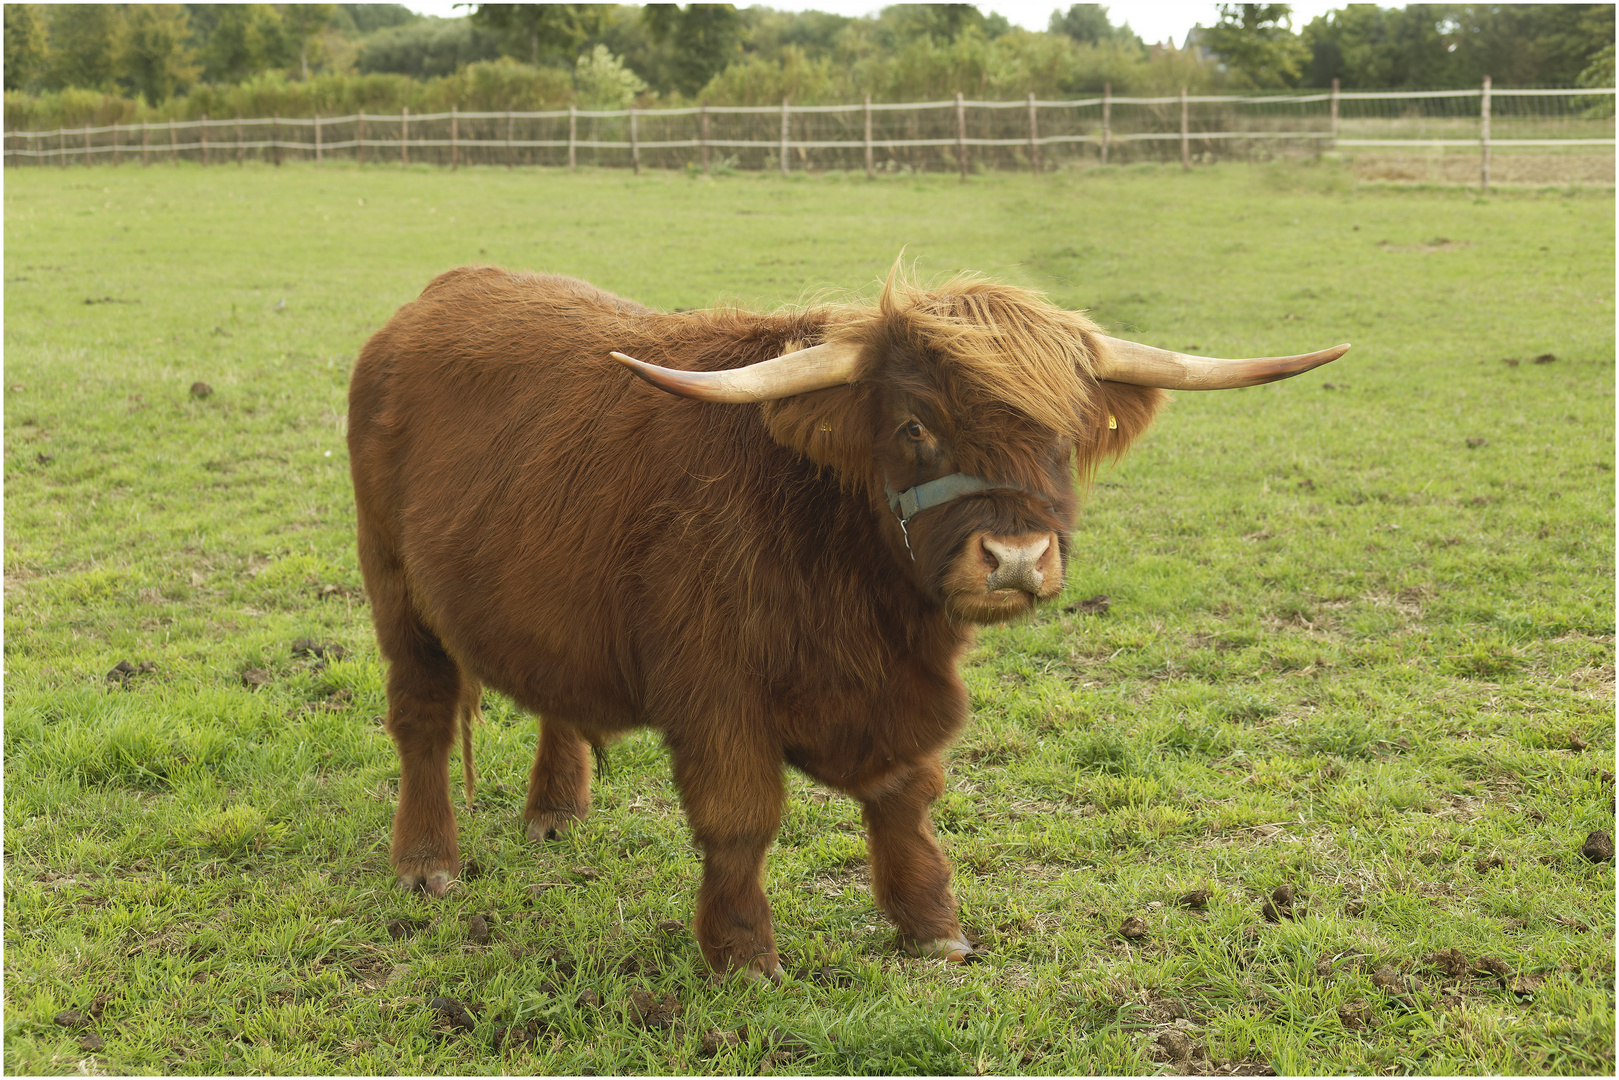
[983,534,1053,595]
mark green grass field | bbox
[4,160,1614,1076]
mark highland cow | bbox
[348,265,1345,976]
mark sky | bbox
[403,2,1349,49]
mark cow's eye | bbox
[903,420,926,441]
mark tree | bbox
[122,5,200,104]
[1196,3,1307,89]
[47,5,125,91]
[281,4,337,80]
[3,5,51,92]
[1049,4,1141,49]
[469,4,611,66]
[202,5,293,83]
[643,5,744,97]
[358,18,505,79]
[573,43,646,108]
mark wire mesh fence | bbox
[6,82,1612,187]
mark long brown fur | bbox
[349,264,1165,974]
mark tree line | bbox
[4,3,1614,130]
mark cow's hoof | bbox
[905,936,978,963]
[397,867,455,897]
[526,810,582,843]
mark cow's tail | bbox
[459,682,482,810]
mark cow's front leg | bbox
[669,736,785,978]
[860,756,976,962]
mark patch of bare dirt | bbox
[626,988,682,1029]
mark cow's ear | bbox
[1077,382,1168,473]
[760,385,875,478]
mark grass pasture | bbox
[3,161,1614,1075]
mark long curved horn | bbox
[610,342,863,402]
[1096,336,1350,390]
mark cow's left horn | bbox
[611,342,863,402]
[1095,336,1349,390]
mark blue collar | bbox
[884,473,1029,524]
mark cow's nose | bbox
[982,535,1051,595]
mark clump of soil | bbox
[1427,949,1470,978]
[1179,888,1212,910]
[468,916,490,946]
[106,659,158,687]
[1568,733,1589,752]
[54,1010,91,1029]
[699,1028,742,1057]
[626,989,681,1029]
[1261,884,1302,923]
[387,918,426,940]
[190,381,213,399]
[429,996,477,1032]
[240,667,271,689]
[576,989,601,1008]
[1533,353,1557,364]
[1337,1000,1375,1030]
[1371,965,1405,994]
[1474,853,1507,874]
[1120,916,1148,939]
[1065,595,1110,615]
[570,865,600,881]
[656,919,684,933]
[1580,830,1614,862]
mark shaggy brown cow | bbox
[348,265,1345,977]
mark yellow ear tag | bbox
[1108,414,1118,430]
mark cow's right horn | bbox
[1095,336,1349,390]
[611,342,863,403]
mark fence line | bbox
[6,80,1613,190]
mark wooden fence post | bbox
[401,106,408,165]
[779,98,790,176]
[234,115,242,165]
[1480,74,1491,193]
[1180,86,1190,170]
[506,110,513,169]
[630,106,640,174]
[59,125,67,167]
[1101,83,1111,165]
[111,121,119,166]
[450,106,458,170]
[700,104,709,174]
[315,114,322,165]
[358,112,366,166]
[142,120,149,166]
[864,94,874,179]
[955,91,968,179]
[1330,77,1340,150]
[1026,91,1039,173]
[272,114,281,166]
[200,114,208,165]
[85,123,93,167]
[568,105,576,171]
[169,119,178,165]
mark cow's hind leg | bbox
[860,756,975,962]
[524,718,592,841]
[363,532,467,896]
[380,627,468,895]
